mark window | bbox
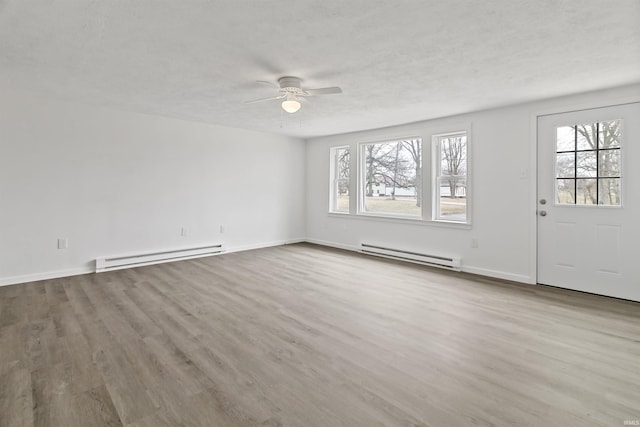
[433,132,468,222]
[328,128,470,225]
[555,120,621,205]
[330,146,350,213]
[360,138,422,217]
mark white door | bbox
[537,102,640,301]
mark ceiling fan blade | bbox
[256,80,279,89]
[245,94,286,104]
[304,87,342,96]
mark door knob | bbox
[539,210,547,216]
[539,199,546,205]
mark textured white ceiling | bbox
[1,0,639,138]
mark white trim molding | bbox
[0,267,94,287]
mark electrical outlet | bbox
[57,238,68,249]
[220,225,225,234]
[181,227,187,237]
[471,238,479,248]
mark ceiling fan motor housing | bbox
[278,76,305,96]
[245,76,341,106]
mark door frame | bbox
[529,92,640,286]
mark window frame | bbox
[329,145,351,214]
[553,119,622,207]
[357,137,423,219]
[327,124,472,227]
[432,131,470,223]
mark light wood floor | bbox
[1,243,639,426]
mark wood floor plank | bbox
[0,323,29,377]
[33,384,122,427]
[0,286,27,329]
[1,243,639,426]
[0,368,33,427]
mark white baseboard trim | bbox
[0,238,534,287]
[304,238,359,253]
[225,238,306,254]
[0,267,94,287]
[461,265,535,284]
[0,238,306,287]
[305,238,535,284]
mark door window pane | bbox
[576,151,597,177]
[555,120,622,206]
[556,179,575,204]
[556,153,575,178]
[576,124,596,150]
[556,126,575,151]
[576,179,597,205]
[598,178,621,205]
[598,150,620,177]
[599,120,621,148]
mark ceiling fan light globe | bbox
[281,99,301,113]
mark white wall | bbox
[3,84,638,287]
[0,90,306,285]
[305,84,640,284]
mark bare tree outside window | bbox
[440,136,467,199]
[402,139,422,207]
[362,139,421,216]
[331,147,350,212]
[337,148,350,195]
[435,133,468,222]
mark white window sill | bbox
[327,212,472,229]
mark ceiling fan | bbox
[246,76,342,113]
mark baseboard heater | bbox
[360,243,461,271]
[95,244,225,273]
